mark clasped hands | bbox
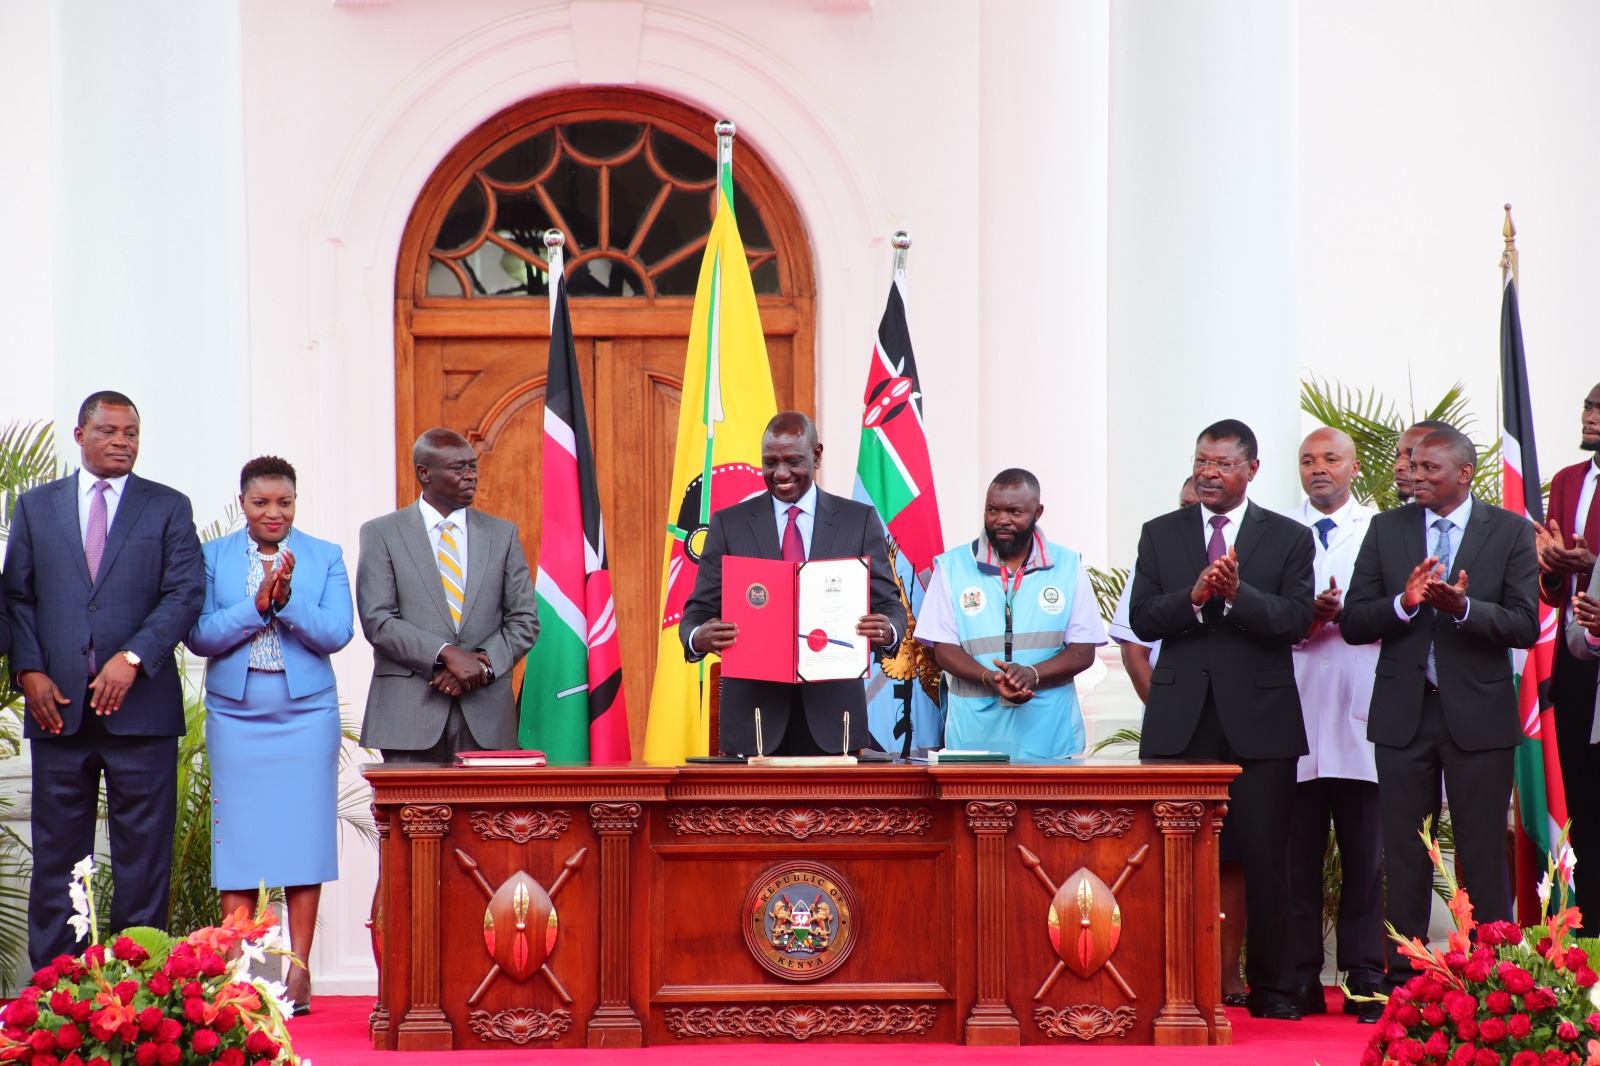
[1535,519,1595,577]
[983,659,1039,704]
[1573,591,1600,637]
[1190,546,1241,607]
[432,644,494,698]
[1402,555,1469,619]
[18,641,146,732]
[252,548,295,618]
[689,613,897,656]
[1307,576,1343,638]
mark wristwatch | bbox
[120,650,141,668]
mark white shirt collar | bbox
[1301,494,1359,528]
[417,497,469,531]
[78,468,129,497]
[1424,494,1474,531]
[771,482,818,520]
[1199,496,1249,528]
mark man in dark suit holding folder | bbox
[681,411,904,756]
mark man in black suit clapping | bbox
[1342,426,1539,990]
[1129,419,1316,1020]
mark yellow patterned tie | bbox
[437,520,464,629]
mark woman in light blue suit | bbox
[186,456,353,1015]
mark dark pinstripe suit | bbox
[680,490,904,755]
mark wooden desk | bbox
[364,761,1236,1050]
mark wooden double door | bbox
[395,89,816,755]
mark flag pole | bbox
[545,229,565,331]
[1501,204,1518,291]
[715,120,736,215]
[891,230,911,279]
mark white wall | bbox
[0,1,54,428]
[1297,0,1600,484]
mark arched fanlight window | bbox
[425,119,782,300]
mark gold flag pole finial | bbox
[1501,204,1518,288]
[890,230,911,280]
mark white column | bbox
[979,0,1111,564]
[0,1,55,426]
[1107,0,1301,564]
[52,0,250,518]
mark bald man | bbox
[1287,428,1384,1021]
[356,429,539,761]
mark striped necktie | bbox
[437,520,464,629]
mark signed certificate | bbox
[795,557,870,681]
[722,556,870,683]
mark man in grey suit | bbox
[681,411,904,756]
[3,391,204,967]
[357,429,538,760]
[1342,426,1539,989]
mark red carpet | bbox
[287,990,1374,1065]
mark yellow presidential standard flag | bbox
[642,131,777,765]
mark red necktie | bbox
[781,505,805,562]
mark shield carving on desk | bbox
[482,871,557,981]
[1048,868,1121,978]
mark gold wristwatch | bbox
[120,650,141,668]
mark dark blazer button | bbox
[80,647,88,655]
[88,605,98,612]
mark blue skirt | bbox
[206,670,340,889]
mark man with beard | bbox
[916,469,1104,759]
[1129,419,1316,1020]
[1342,427,1538,991]
[1533,383,1600,918]
[1393,420,1453,504]
[682,411,904,756]
[1287,428,1385,1021]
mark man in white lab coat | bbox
[1288,427,1385,1022]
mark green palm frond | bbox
[0,420,61,537]
[1085,566,1129,626]
[1089,727,1142,756]
[0,801,33,994]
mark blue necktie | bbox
[1426,518,1452,686]
[1314,516,1336,549]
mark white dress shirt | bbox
[77,468,129,545]
[418,497,470,583]
[771,483,817,559]
[1107,578,1160,667]
[1291,497,1379,783]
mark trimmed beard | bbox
[1581,438,1600,452]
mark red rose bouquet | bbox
[1362,823,1600,1066]
[0,856,301,1066]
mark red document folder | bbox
[721,557,798,682]
[720,556,870,682]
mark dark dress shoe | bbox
[1355,999,1384,1024]
[1343,981,1383,1016]
[1293,982,1328,1015]
[1245,994,1302,1021]
[1221,992,1249,1007]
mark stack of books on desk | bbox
[910,749,1010,765]
[455,749,547,767]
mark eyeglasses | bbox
[1192,456,1249,474]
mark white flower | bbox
[1538,872,1554,908]
[71,855,95,881]
[255,977,295,1018]
[1590,982,1600,1009]
[67,879,89,919]
[67,914,90,942]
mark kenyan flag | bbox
[519,267,629,763]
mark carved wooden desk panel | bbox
[364,761,1236,1050]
